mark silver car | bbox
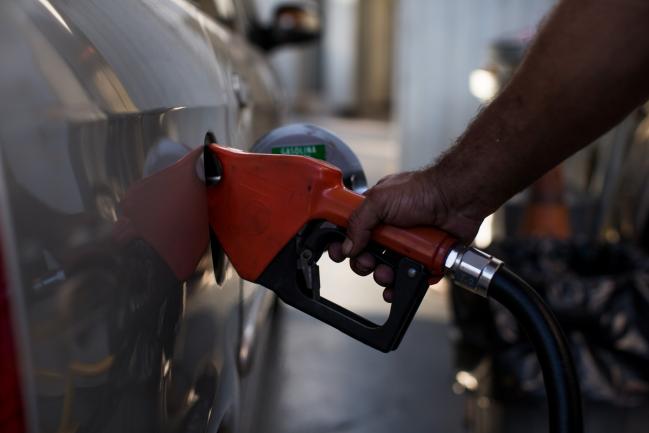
[0,1,318,432]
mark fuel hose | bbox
[445,246,583,433]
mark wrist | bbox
[419,167,488,242]
[425,90,538,222]
[422,163,493,223]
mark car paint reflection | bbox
[1,1,282,431]
[5,115,239,433]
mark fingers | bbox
[349,252,376,276]
[350,262,371,276]
[327,242,345,263]
[329,244,391,284]
[330,246,381,279]
[382,287,394,303]
[344,198,382,257]
[373,264,394,287]
[346,255,395,287]
[327,244,396,304]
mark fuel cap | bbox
[251,123,367,193]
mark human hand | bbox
[328,169,484,301]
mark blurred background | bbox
[247,0,649,432]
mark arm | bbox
[333,0,649,287]
[433,0,649,233]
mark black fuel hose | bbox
[488,266,583,433]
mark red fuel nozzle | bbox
[205,143,456,282]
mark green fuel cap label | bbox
[272,144,326,160]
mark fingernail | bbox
[342,238,353,256]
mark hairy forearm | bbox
[430,0,649,221]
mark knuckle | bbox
[363,188,378,200]
[349,201,374,228]
[346,212,362,235]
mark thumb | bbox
[344,197,382,257]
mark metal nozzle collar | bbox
[444,245,503,298]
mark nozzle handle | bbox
[314,186,457,280]
[257,222,433,352]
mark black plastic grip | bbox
[256,223,431,352]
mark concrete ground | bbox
[255,306,464,433]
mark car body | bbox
[0,1,316,432]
